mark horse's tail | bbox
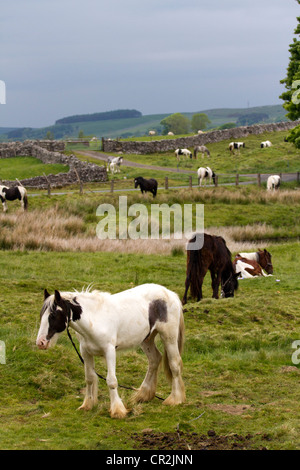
[19,186,28,210]
[23,192,28,210]
[186,247,203,300]
[163,301,185,383]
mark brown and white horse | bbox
[233,256,268,278]
[237,249,273,275]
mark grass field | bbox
[0,243,300,450]
[72,130,300,189]
[0,130,300,450]
[0,156,69,181]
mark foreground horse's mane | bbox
[44,289,112,305]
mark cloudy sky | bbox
[0,0,299,128]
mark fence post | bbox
[257,173,261,187]
[236,173,239,186]
[165,176,168,190]
[43,173,51,196]
[110,179,114,193]
[214,175,218,187]
[297,171,300,184]
[189,175,192,189]
[74,168,83,195]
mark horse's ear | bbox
[54,290,62,304]
[44,289,50,300]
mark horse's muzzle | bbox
[36,336,50,350]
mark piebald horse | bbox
[36,284,186,419]
[0,185,28,212]
[233,256,271,278]
[237,249,273,274]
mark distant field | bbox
[0,157,69,181]
[74,129,300,180]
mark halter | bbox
[220,273,235,298]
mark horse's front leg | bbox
[213,272,222,299]
[1,198,7,212]
[78,349,98,411]
[105,343,128,418]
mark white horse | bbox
[109,156,123,174]
[36,284,186,419]
[197,167,216,186]
[261,140,272,148]
[175,148,192,161]
[267,175,280,191]
[0,184,28,212]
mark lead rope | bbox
[66,326,164,400]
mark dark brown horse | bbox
[182,233,238,304]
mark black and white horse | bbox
[197,167,216,186]
[229,142,245,154]
[134,176,158,197]
[36,285,186,418]
[267,175,280,191]
[261,140,272,148]
[175,149,192,161]
[0,185,28,212]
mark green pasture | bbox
[0,242,300,450]
[0,156,69,181]
[72,129,300,188]
[0,130,300,450]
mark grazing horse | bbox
[233,256,270,278]
[194,145,210,159]
[261,140,272,148]
[267,175,280,191]
[197,167,216,186]
[36,285,186,418]
[182,233,238,304]
[237,249,273,274]
[229,142,245,154]
[134,176,158,197]
[175,148,192,161]
[0,185,28,212]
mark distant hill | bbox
[55,109,142,125]
[0,104,289,141]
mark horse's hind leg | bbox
[160,334,185,406]
[132,332,162,403]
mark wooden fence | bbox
[34,172,300,197]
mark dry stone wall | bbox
[0,140,107,188]
[102,120,300,154]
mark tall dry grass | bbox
[0,206,283,255]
